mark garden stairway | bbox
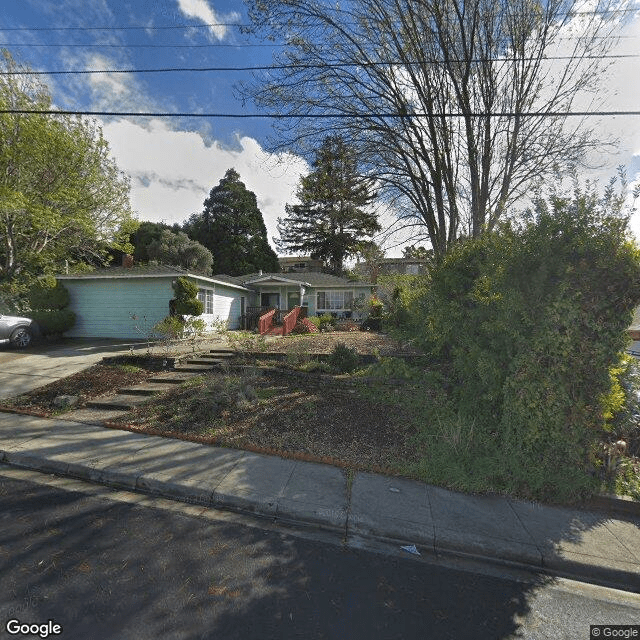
[69,348,237,419]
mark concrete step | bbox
[183,358,225,366]
[86,394,149,410]
[148,372,203,384]
[173,363,218,373]
[117,383,173,395]
[208,350,235,357]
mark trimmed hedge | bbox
[28,276,75,336]
[30,309,76,336]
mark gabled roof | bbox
[239,272,373,287]
[57,264,250,291]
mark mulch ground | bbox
[231,331,423,356]
[118,368,420,472]
[0,333,424,472]
[0,364,156,416]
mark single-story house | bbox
[234,271,374,320]
[56,264,374,339]
[56,265,251,339]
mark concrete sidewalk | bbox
[1,411,639,593]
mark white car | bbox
[0,314,35,348]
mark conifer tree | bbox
[183,169,279,276]
[276,137,379,275]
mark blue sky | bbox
[3,0,640,256]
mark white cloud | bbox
[101,118,308,249]
[176,0,240,41]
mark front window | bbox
[197,288,214,314]
[316,290,353,311]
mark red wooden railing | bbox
[281,306,302,337]
[258,308,276,335]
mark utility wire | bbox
[2,108,639,118]
[0,42,282,48]
[0,5,637,31]
[3,53,640,76]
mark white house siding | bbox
[62,277,173,339]
[200,284,243,330]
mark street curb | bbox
[1,449,638,593]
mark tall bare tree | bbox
[241,0,629,260]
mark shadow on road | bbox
[0,475,561,640]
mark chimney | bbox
[122,254,134,268]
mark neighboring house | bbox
[55,263,374,339]
[277,256,324,273]
[235,271,374,321]
[56,265,251,339]
[353,257,429,279]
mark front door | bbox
[261,292,279,308]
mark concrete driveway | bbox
[0,339,149,400]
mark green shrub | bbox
[317,313,336,332]
[31,309,76,336]
[299,360,334,374]
[328,342,359,373]
[306,316,322,330]
[170,276,203,316]
[408,185,640,501]
[28,276,70,311]
[153,315,184,340]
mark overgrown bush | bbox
[153,315,184,340]
[328,342,359,373]
[408,184,640,501]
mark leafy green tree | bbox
[130,221,172,263]
[147,229,213,275]
[183,169,279,276]
[276,137,380,275]
[0,50,136,285]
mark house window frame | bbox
[197,287,214,314]
[316,289,354,313]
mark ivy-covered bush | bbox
[414,186,640,501]
[28,276,75,336]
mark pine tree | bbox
[276,136,380,275]
[183,169,280,276]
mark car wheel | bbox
[10,327,32,349]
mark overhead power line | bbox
[2,108,639,118]
[0,22,251,32]
[2,53,640,76]
[0,42,282,49]
[0,5,636,32]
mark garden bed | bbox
[112,368,420,472]
[0,364,157,416]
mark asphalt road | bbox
[0,467,638,640]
